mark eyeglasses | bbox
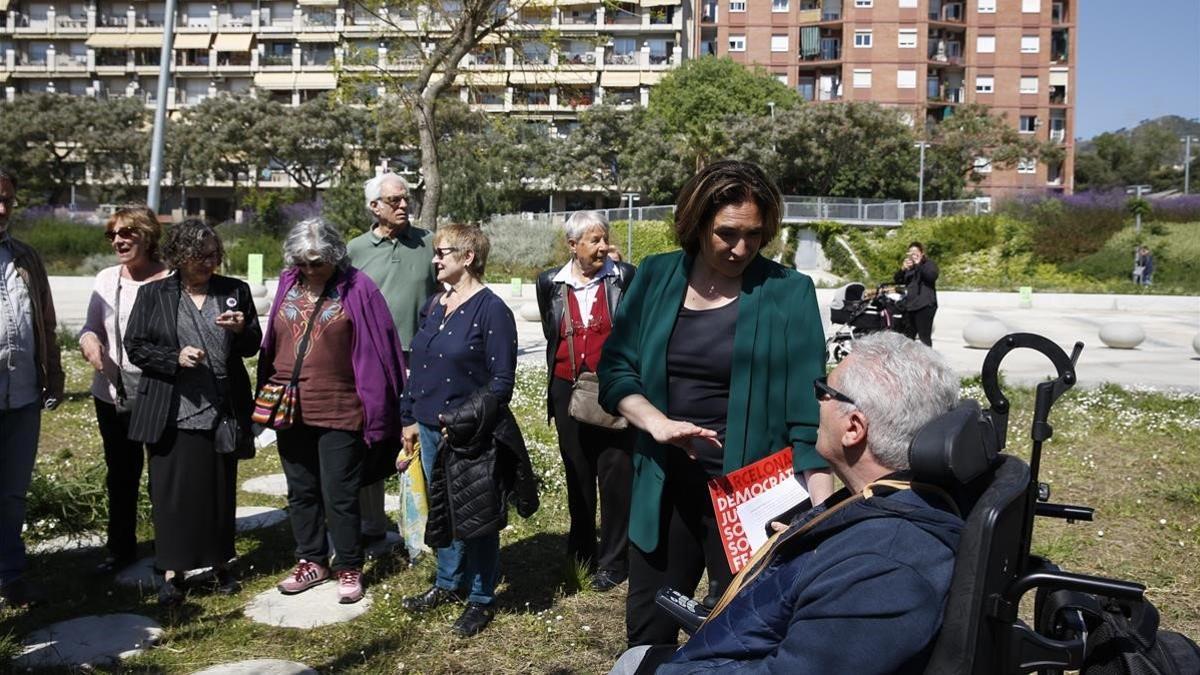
[191,252,222,266]
[104,226,138,241]
[432,247,461,259]
[379,195,409,208]
[814,376,856,406]
[295,259,328,269]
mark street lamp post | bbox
[767,101,776,152]
[621,192,640,261]
[145,0,178,212]
[914,141,929,218]
[1182,136,1197,195]
[1125,184,1152,234]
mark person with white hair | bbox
[257,218,407,605]
[346,173,437,553]
[612,331,965,674]
[534,211,637,591]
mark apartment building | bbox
[697,0,1075,197]
[0,0,687,195]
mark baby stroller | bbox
[826,282,905,363]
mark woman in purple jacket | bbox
[257,218,407,605]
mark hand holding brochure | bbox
[707,448,809,573]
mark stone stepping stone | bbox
[244,581,372,628]
[192,659,317,675]
[235,506,288,532]
[114,556,214,590]
[242,473,288,497]
[14,613,162,669]
[28,532,105,555]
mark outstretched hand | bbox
[646,418,721,458]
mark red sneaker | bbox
[337,568,364,604]
[277,559,330,595]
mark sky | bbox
[1076,0,1200,139]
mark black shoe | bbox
[401,586,463,613]
[452,602,496,637]
[214,569,241,596]
[94,554,137,576]
[590,570,627,592]
[0,577,44,609]
[158,579,184,607]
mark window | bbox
[1020,75,1039,93]
[774,73,788,85]
[852,68,872,88]
[729,0,745,12]
[1019,115,1038,133]
[1022,0,1040,12]
[854,29,873,48]
[772,0,788,11]
[1020,35,1040,53]
[898,29,917,48]
[854,0,873,6]
[1017,158,1037,174]
[728,35,746,52]
[976,35,995,53]
[771,34,788,52]
[973,157,992,174]
[978,0,996,12]
[975,75,994,93]
[898,0,917,7]
[897,69,917,89]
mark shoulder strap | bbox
[559,283,578,381]
[287,285,331,387]
[113,271,127,400]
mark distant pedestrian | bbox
[0,168,64,609]
[894,242,939,347]
[1134,246,1154,286]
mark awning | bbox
[85,33,129,49]
[0,72,9,84]
[553,70,596,85]
[639,0,677,6]
[173,33,213,50]
[600,71,639,87]
[297,32,339,42]
[640,71,662,85]
[127,34,165,49]
[474,32,503,44]
[1049,69,1069,86]
[254,72,295,89]
[455,71,509,86]
[0,0,11,11]
[557,0,600,5]
[298,0,338,5]
[294,72,337,89]
[213,33,253,51]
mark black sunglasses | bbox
[814,376,856,406]
[432,247,461,259]
[105,226,138,241]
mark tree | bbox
[924,104,1060,199]
[254,96,369,200]
[343,0,526,229]
[646,56,801,169]
[170,95,275,206]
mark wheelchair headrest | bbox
[908,400,1001,487]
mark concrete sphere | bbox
[518,302,541,322]
[1192,332,1200,356]
[1098,323,1145,350]
[962,319,1009,350]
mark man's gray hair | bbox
[837,331,959,472]
[362,173,409,214]
[283,217,349,270]
[564,210,609,241]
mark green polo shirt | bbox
[346,225,438,348]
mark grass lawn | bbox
[2,357,1197,673]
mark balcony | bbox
[799,38,840,62]
[260,54,292,66]
[605,4,640,25]
[56,54,89,68]
[55,15,89,30]
[604,50,638,66]
[1050,31,1069,63]
[218,14,252,28]
[561,51,596,66]
[1049,84,1067,104]
[561,11,597,25]
[701,1,717,22]
[929,2,964,22]
[927,84,964,103]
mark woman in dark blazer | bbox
[535,210,636,592]
[125,219,261,606]
[598,161,832,647]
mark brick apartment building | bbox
[696,0,1076,198]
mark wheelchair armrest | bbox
[1001,570,1145,613]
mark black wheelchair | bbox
[660,333,1198,674]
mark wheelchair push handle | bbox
[980,333,1083,417]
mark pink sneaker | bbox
[337,568,364,604]
[277,559,330,595]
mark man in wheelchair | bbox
[612,332,964,673]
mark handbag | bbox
[251,286,328,429]
[561,284,627,430]
[184,289,249,457]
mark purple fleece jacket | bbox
[257,266,407,446]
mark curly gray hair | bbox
[283,218,349,270]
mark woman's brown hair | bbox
[434,223,490,279]
[106,205,163,262]
[672,160,782,257]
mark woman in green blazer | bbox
[598,160,832,647]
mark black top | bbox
[666,297,739,475]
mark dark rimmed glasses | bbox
[104,226,139,241]
[379,194,409,208]
[814,376,856,406]
[432,246,461,259]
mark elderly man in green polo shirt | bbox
[348,172,438,553]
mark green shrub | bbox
[222,230,285,278]
[1064,222,1200,293]
[9,216,107,275]
[609,217,678,265]
[483,215,563,282]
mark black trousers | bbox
[148,428,237,571]
[903,305,937,347]
[94,398,148,561]
[278,423,365,571]
[550,378,634,575]
[626,450,733,647]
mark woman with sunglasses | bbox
[78,206,170,575]
[124,219,260,606]
[258,218,406,606]
[399,224,538,638]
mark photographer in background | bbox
[894,242,939,347]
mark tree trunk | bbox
[415,98,440,231]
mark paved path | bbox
[50,277,1200,392]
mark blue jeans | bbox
[0,403,41,585]
[419,422,500,606]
